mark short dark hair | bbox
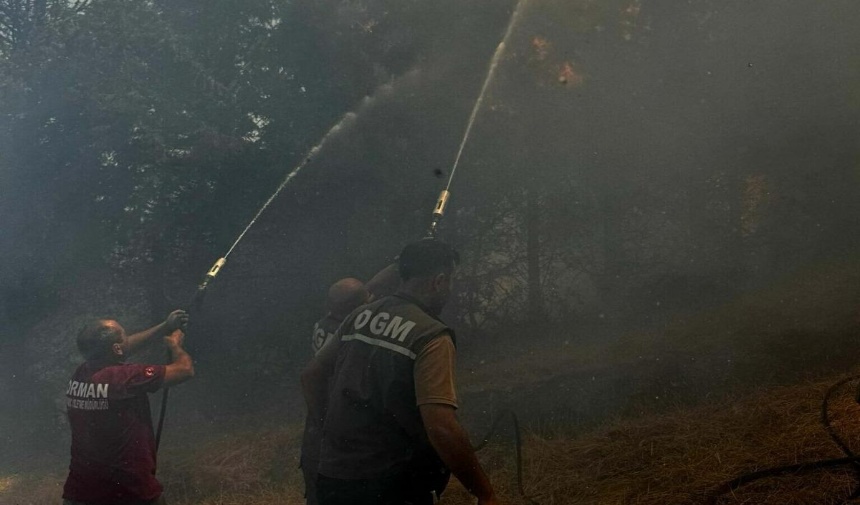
[398,240,459,281]
[76,319,121,361]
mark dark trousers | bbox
[302,463,320,505]
[317,473,444,505]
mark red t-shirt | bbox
[62,361,166,504]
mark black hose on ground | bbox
[474,409,540,505]
[706,455,860,503]
[822,375,860,501]
[706,373,860,504]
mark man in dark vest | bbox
[301,266,400,504]
[302,240,500,505]
[62,311,195,505]
[301,277,370,505]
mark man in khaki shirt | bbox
[302,240,501,505]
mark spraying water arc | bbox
[192,70,422,287]
[161,0,530,451]
[157,71,420,452]
[223,112,359,261]
[428,0,529,236]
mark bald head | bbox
[76,319,125,362]
[327,278,370,320]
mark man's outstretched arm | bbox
[415,334,501,505]
[420,403,499,505]
[126,310,188,355]
[163,329,194,387]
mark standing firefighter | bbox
[302,240,501,505]
[301,265,400,505]
[301,277,370,505]
[62,311,194,505]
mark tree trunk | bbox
[526,188,543,322]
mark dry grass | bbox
[0,473,65,505]
[5,373,860,505]
[158,424,306,504]
[481,375,860,505]
[161,373,860,505]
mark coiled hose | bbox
[707,373,860,504]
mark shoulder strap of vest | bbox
[391,293,438,320]
[391,293,456,347]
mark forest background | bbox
[1,0,860,482]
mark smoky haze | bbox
[1,0,859,502]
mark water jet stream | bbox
[427,0,529,237]
[223,113,356,259]
[445,0,529,192]
[222,70,419,259]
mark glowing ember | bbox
[558,62,583,86]
[531,36,551,61]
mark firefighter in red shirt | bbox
[62,310,194,505]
